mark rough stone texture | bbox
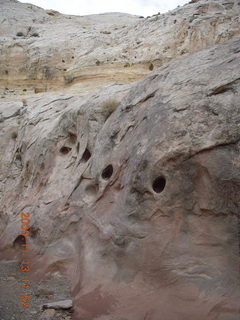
[0,0,240,95]
[0,36,239,319]
[0,0,240,319]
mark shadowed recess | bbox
[101,164,113,180]
[152,176,166,193]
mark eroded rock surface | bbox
[0,36,240,319]
[0,0,240,319]
[0,0,240,95]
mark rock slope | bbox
[0,0,240,95]
[0,37,240,319]
[0,0,240,319]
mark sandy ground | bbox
[0,260,73,320]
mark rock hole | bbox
[11,131,18,139]
[16,32,24,37]
[76,142,80,153]
[149,63,154,71]
[152,176,166,193]
[68,132,77,144]
[13,235,26,248]
[101,164,113,180]
[62,59,65,63]
[85,184,98,196]
[60,146,72,155]
[29,226,39,238]
[82,148,91,162]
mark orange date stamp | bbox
[19,211,31,308]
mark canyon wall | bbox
[0,0,239,319]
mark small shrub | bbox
[16,32,24,37]
[101,99,119,120]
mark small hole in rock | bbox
[82,148,91,162]
[101,164,113,180]
[29,226,39,238]
[152,176,166,193]
[62,59,65,63]
[60,146,72,154]
[149,63,154,71]
[85,184,98,196]
[77,142,80,153]
[13,235,26,248]
[68,132,77,144]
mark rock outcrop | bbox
[0,0,240,319]
[0,0,240,95]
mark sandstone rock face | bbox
[0,0,240,319]
[0,36,240,319]
[0,0,240,95]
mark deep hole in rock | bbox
[101,164,113,180]
[152,176,166,193]
[76,142,80,153]
[82,148,91,162]
[60,146,72,154]
[13,235,26,248]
